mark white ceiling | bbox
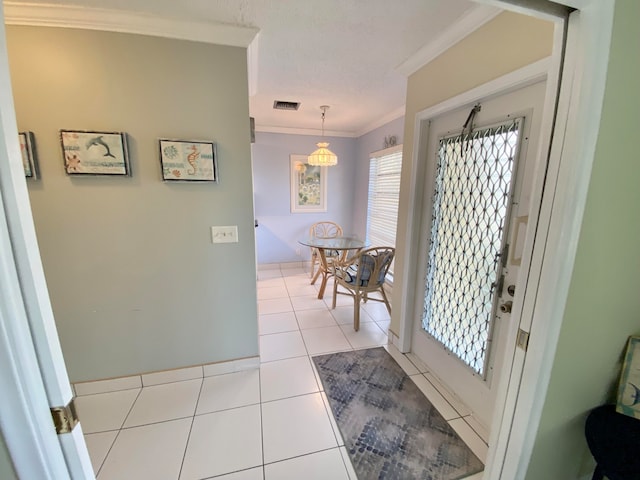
[4,0,502,136]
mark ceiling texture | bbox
[4,0,502,136]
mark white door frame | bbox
[396,0,614,478]
[0,198,70,479]
[0,1,614,479]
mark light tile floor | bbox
[77,266,488,479]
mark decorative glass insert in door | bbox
[422,118,523,377]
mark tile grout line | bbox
[423,372,473,419]
[258,368,266,480]
[75,386,141,398]
[263,267,481,476]
[293,308,313,359]
[177,377,205,480]
[259,353,309,364]
[319,390,343,448]
[404,352,428,373]
[93,429,120,478]
[338,447,355,480]
[110,414,206,432]
[419,374,471,424]
[117,387,144,432]
[261,446,344,469]
[460,414,490,446]
[264,267,354,477]
[92,386,144,477]
[306,355,322,393]
[96,267,479,479]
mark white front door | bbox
[411,80,546,428]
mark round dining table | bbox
[298,236,368,299]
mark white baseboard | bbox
[257,261,311,271]
[389,330,401,349]
[73,356,260,396]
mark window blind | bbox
[366,145,402,275]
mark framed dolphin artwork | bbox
[60,130,130,175]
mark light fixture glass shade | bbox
[308,142,338,166]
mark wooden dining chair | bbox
[308,221,343,280]
[332,246,395,331]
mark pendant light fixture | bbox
[308,105,338,166]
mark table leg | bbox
[310,266,322,285]
[317,248,328,299]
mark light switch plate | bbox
[211,226,238,243]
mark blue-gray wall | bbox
[9,26,258,382]
[252,116,404,265]
[252,132,356,265]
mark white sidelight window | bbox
[366,145,402,275]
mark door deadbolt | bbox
[507,285,516,297]
[500,301,513,313]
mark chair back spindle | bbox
[308,221,343,282]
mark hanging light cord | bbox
[321,108,326,137]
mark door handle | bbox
[510,216,528,266]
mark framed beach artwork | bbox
[616,335,640,419]
[159,139,217,182]
[60,130,130,175]
[19,131,38,179]
[290,154,327,213]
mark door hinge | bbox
[50,399,79,434]
[516,328,530,352]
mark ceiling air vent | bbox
[273,100,301,111]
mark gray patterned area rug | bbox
[313,347,484,479]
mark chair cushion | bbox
[339,251,393,287]
[343,255,375,286]
[376,251,394,282]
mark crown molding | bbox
[395,4,502,77]
[256,104,407,139]
[3,2,259,47]
[355,105,406,138]
[254,125,358,138]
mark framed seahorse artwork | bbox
[159,139,217,182]
[60,130,130,176]
[616,335,640,419]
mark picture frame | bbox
[290,154,327,213]
[19,131,38,179]
[616,335,640,419]
[159,138,218,182]
[60,130,129,176]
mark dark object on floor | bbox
[313,347,484,479]
[585,404,640,480]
